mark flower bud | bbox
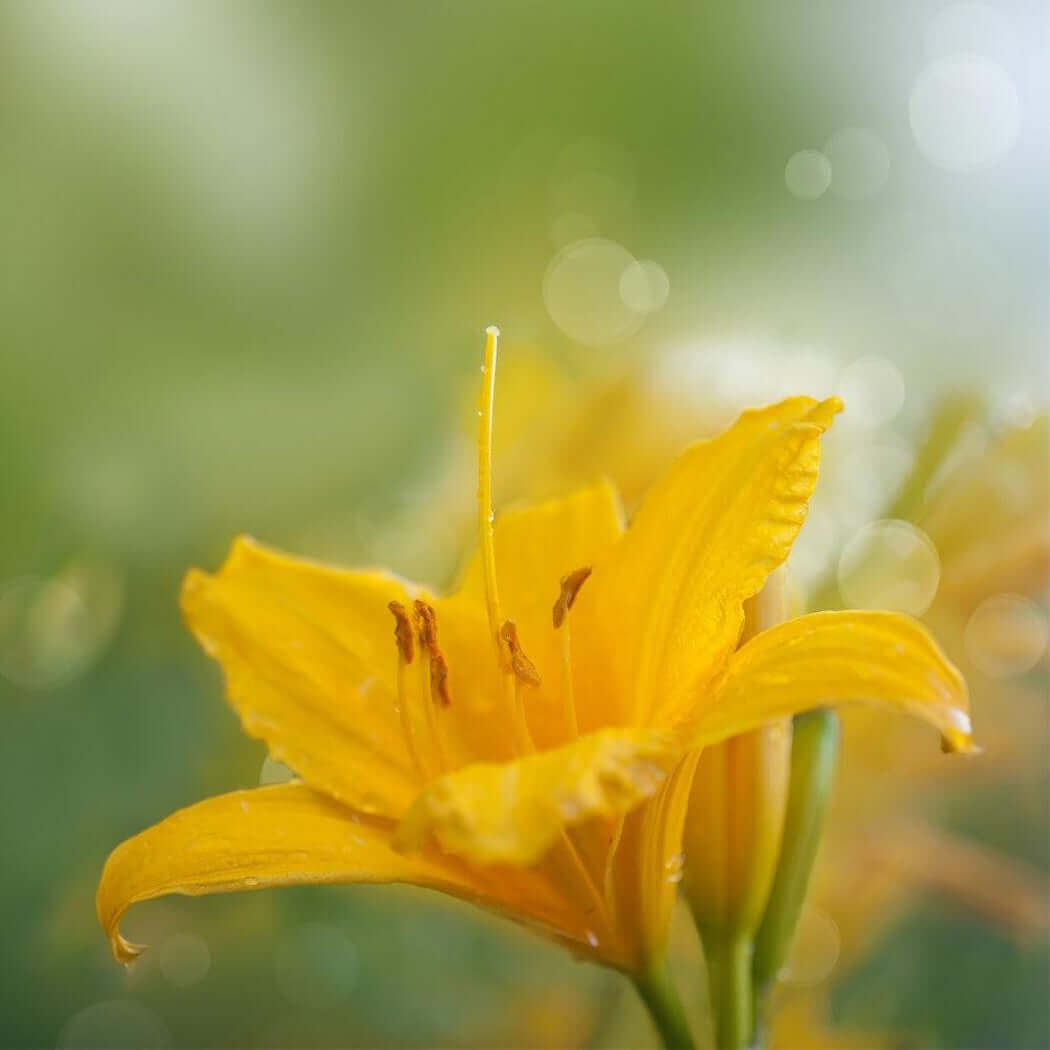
[683,570,792,942]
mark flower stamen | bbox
[413,601,450,773]
[388,601,426,777]
[414,600,452,708]
[553,567,591,740]
[552,567,592,629]
[500,620,541,687]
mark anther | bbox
[413,600,452,707]
[552,567,592,628]
[388,601,415,663]
[500,621,541,687]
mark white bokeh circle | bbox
[543,238,646,346]
[784,150,832,200]
[619,259,670,313]
[838,520,941,616]
[909,56,1021,171]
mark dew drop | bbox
[664,851,685,884]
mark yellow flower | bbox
[96,329,971,1017]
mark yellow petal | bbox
[606,751,701,968]
[181,537,426,817]
[693,610,974,753]
[395,727,675,865]
[97,783,581,964]
[573,397,841,730]
[450,481,625,749]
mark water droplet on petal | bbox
[664,852,685,884]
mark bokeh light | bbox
[0,561,122,690]
[619,259,671,314]
[158,932,211,988]
[784,150,832,200]
[543,238,646,346]
[58,1000,172,1050]
[909,56,1022,171]
[837,520,941,616]
[964,594,1049,679]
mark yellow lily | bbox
[97,329,971,1049]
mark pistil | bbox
[477,326,506,659]
[476,325,535,753]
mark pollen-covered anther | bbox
[413,600,452,707]
[388,601,414,663]
[552,567,593,628]
[500,621,542,687]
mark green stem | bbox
[751,708,839,1011]
[704,934,752,1050]
[633,959,697,1050]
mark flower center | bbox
[387,599,448,777]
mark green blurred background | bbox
[1,3,1047,1048]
